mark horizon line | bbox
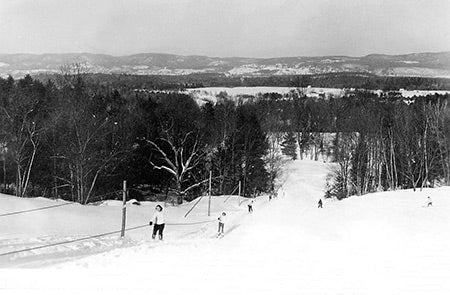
[0,50,449,60]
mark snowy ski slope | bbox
[1,159,450,294]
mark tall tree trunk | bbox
[16,162,22,197]
[421,120,429,190]
[3,156,6,192]
[21,139,37,198]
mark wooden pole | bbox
[53,156,57,199]
[208,170,212,216]
[121,180,127,238]
[185,194,205,218]
[238,180,241,205]
[3,157,6,192]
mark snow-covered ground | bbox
[185,87,345,104]
[399,89,450,98]
[1,160,450,294]
[186,86,300,97]
[185,87,450,105]
[187,86,345,96]
[0,192,258,268]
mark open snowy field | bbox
[185,86,345,103]
[185,87,450,105]
[399,89,450,98]
[1,160,450,294]
[186,86,301,96]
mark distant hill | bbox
[0,52,449,78]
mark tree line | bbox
[0,73,271,204]
[1,72,449,203]
[256,91,450,199]
[33,72,450,92]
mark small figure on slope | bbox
[427,196,433,207]
[248,199,254,213]
[149,205,165,240]
[318,199,323,209]
[217,212,226,237]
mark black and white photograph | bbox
[0,0,449,294]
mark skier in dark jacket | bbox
[248,199,254,213]
[318,199,323,208]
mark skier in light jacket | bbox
[149,205,165,240]
[217,212,226,237]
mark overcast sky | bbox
[0,0,449,57]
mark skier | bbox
[427,196,433,207]
[248,199,254,213]
[149,204,165,240]
[217,212,226,237]
[318,198,323,208]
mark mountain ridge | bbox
[0,51,449,78]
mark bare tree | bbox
[52,65,130,204]
[426,99,450,185]
[148,130,206,204]
[0,78,46,197]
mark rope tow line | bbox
[0,203,73,217]
[0,190,124,217]
[0,224,148,258]
[0,220,215,257]
[167,220,215,226]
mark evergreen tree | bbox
[281,131,297,160]
[232,104,269,197]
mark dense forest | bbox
[0,73,271,204]
[0,72,449,204]
[33,72,450,91]
[249,90,449,200]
